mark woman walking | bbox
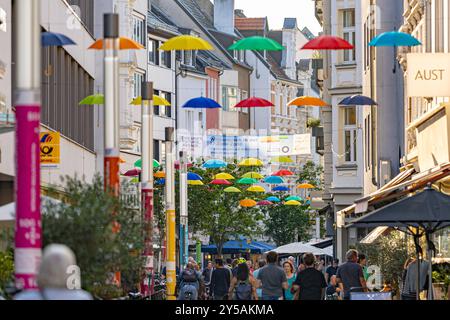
[283,261,296,300]
[228,262,258,300]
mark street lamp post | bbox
[13,0,42,291]
[179,151,188,269]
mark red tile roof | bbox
[235,17,266,31]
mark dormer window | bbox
[182,50,196,67]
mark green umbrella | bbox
[237,177,258,185]
[79,94,104,105]
[134,159,160,169]
[286,195,303,202]
[228,36,284,51]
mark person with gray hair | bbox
[14,244,92,300]
[335,249,367,300]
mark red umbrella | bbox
[257,200,274,206]
[210,179,232,185]
[234,97,274,108]
[301,35,353,50]
[272,169,294,176]
[123,168,141,177]
[174,160,193,170]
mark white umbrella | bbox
[270,242,328,256]
[0,196,62,224]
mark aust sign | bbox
[407,53,450,97]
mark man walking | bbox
[292,253,327,300]
[336,249,367,300]
[256,251,288,300]
[325,259,339,284]
[210,259,231,300]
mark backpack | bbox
[234,280,252,300]
[182,269,198,283]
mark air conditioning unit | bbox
[379,160,391,187]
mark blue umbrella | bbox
[264,176,285,184]
[155,179,165,185]
[272,186,290,192]
[266,196,281,203]
[339,95,377,106]
[369,31,421,47]
[187,172,203,181]
[202,159,227,169]
[42,32,76,47]
[182,97,222,109]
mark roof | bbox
[302,27,316,40]
[235,17,267,31]
[283,18,298,30]
[176,0,214,29]
[148,5,180,35]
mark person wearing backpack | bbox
[227,262,258,300]
[178,263,201,300]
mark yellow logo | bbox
[40,132,60,165]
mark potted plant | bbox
[432,262,450,300]
[307,118,323,137]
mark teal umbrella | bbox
[286,195,303,202]
[237,178,258,185]
[229,36,284,51]
[134,159,160,169]
[369,31,421,47]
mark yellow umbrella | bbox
[224,187,241,193]
[159,35,213,51]
[288,96,328,107]
[247,186,266,193]
[130,96,171,106]
[88,37,145,50]
[154,171,166,178]
[271,156,293,163]
[285,200,301,206]
[241,172,264,179]
[238,158,264,167]
[297,183,315,189]
[214,173,235,180]
[240,199,257,208]
[188,180,204,186]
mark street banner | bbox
[39,131,60,167]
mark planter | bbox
[433,282,449,300]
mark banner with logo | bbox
[40,131,60,167]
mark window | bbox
[343,107,357,163]
[154,89,160,116]
[133,72,145,98]
[182,50,196,67]
[342,9,356,62]
[132,15,146,46]
[365,114,371,170]
[161,50,172,69]
[240,90,248,114]
[233,49,245,63]
[153,139,160,162]
[435,0,444,52]
[159,91,172,118]
[148,39,159,64]
[222,86,238,111]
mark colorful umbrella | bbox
[123,168,140,177]
[130,178,139,184]
[175,161,193,170]
[182,97,222,109]
[272,186,290,192]
[241,172,264,179]
[134,159,160,169]
[119,157,126,164]
[285,200,301,206]
[339,95,377,106]
[238,158,264,167]
[240,199,257,208]
[247,186,266,193]
[287,96,328,107]
[264,176,285,184]
[203,159,227,169]
[158,35,213,51]
[214,173,235,180]
[188,180,204,186]
[286,196,303,202]
[88,37,145,50]
[369,31,421,47]
[270,156,294,163]
[234,97,274,108]
[130,96,171,106]
[224,187,241,193]
[154,171,166,179]
[272,169,294,176]
[228,36,284,51]
[210,179,232,185]
[301,35,353,50]
[237,178,258,185]
[187,172,203,181]
[79,94,104,105]
[297,183,315,189]
[42,32,76,47]
[155,179,165,185]
[257,200,274,206]
[266,196,281,203]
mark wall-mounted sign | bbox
[407,53,450,97]
[40,131,60,167]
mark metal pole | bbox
[13,0,41,291]
[179,151,188,269]
[165,127,177,300]
[141,82,154,297]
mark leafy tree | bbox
[0,249,14,298]
[297,160,323,190]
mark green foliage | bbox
[42,175,145,299]
[307,118,321,128]
[432,262,450,299]
[0,249,14,297]
[297,160,323,190]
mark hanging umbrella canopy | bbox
[210,179,232,186]
[130,95,171,106]
[224,187,241,193]
[182,97,222,109]
[228,36,284,51]
[266,196,281,203]
[369,31,422,47]
[214,173,235,180]
[159,35,213,51]
[234,97,274,108]
[241,172,264,179]
[271,242,329,255]
[286,196,303,202]
[285,200,301,206]
[257,200,274,206]
[175,161,193,170]
[154,171,166,178]
[297,183,315,189]
[88,37,145,50]
[301,35,353,50]
[238,158,264,167]
[264,176,285,184]
[134,159,160,169]
[187,172,203,181]
[203,159,227,169]
[240,199,257,208]
[247,186,266,193]
[188,180,204,186]
[155,179,165,186]
[272,186,290,192]
[270,156,294,164]
[339,95,378,106]
[237,177,258,185]
[130,178,139,184]
[79,94,104,105]
[42,32,76,47]
[123,168,140,177]
[287,96,328,107]
[272,169,294,176]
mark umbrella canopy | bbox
[301,35,353,50]
[285,200,301,206]
[202,239,274,254]
[188,180,204,186]
[272,186,290,192]
[247,186,266,193]
[240,199,257,208]
[339,95,378,106]
[266,196,281,203]
[224,187,241,193]
[210,179,232,186]
[155,179,165,185]
[287,96,328,107]
[182,97,222,109]
[159,35,213,51]
[79,94,104,105]
[88,37,145,50]
[264,176,285,184]
[234,97,274,108]
[228,36,284,51]
[271,242,329,255]
[130,95,171,106]
[214,173,235,180]
[241,172,264,179]
[154,171,166,178]
[257,200,274,206]
[134,159,160,169]
[270,156,293,163]
[369,31,422,47]
[286,196,303,202]
[203,159,227,169]
[187,172,203,181]
[272,169,294,176]
[123,168,140,177]
[174,161,193,170]
[237,178,258,185]
[297,183,315,189]
[238,158,264,167]
[42,32,76,47]
[130,178,139,184]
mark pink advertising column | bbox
[13,0,42,290]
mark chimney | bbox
[214,0,235,35]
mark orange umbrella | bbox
[288,96,328,107]
[297,183,315,189]
[154,171,166,178]
[88,37,145,50]
[240,199,257,208]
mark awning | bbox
[201,239,275,254]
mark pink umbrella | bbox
[123,168,141,177]
[257,200,274,206]
[234,97,274,108]
[210,179,232,185]
[175,160,193,170]
[301,35,353,50]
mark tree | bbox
[297,160,323,190]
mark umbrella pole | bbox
[413,234,421,300]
